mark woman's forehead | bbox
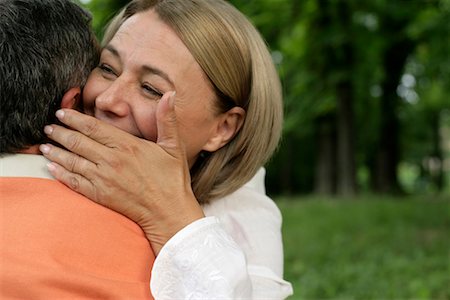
[111,11,197,77]
[107,9,215,100]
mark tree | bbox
[82,0,450,196]
[81,0,130,39]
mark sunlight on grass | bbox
[277,195,449,299]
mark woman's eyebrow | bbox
[103,44,175,88]
[141,65,175,88]
[103,44,121,60]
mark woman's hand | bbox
[40,92,204,255]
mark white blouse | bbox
[1,155,293,299]
[152,168,293,299]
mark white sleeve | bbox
[150,217,252,299]
[150,183,293,299]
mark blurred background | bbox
[78,0,449,298]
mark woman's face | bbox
[83,10,223,166]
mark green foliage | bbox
[279,196,450,299]
[80,0,129,40]
[81,0,449,195]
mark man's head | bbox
[0,0,99,153]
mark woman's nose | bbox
[95,80,130,117]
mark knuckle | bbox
[66,133,82,151]
[82,118,99,137]
[90,180,110,207]
[107,155,122,170]
[66,154,79,172]
[68,176,80,191]
[126,142,141,156]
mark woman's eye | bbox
[98,64,116,76]
[142,84,163,98]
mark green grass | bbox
[277,195,450,299]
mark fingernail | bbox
[39,144,50,154]
[44,125,53,135]
[46,162,56,172]
[56,109,65,119]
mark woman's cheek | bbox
[82,74,102,115]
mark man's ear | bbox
[60,87,81,109]
[203,107,246,152]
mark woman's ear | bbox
[60,87,82,109]
[203,107,246,152]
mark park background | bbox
[78,0,449,298]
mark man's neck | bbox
[0,149,52,179]
[17,145,41,155]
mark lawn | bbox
[277,195,449,299]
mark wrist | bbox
[145,196,205,255]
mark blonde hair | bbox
[103,0,283,204]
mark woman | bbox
[41,0,293,298]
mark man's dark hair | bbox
[0,0,99,153]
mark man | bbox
[0,0,154,298]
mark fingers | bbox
[39,143,96,176]
[45,161,97,201]
[53,109,130,147]
[44,124,105,163]
[156,91,185,159]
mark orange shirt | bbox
[0,177,154,299]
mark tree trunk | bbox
[335,1,357,196]
[373,35,413,194]
[373,92,401,193]
[315,114,337,195]
[430,111,444,191]
[279,137,294,195]
[337,80,357,196]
